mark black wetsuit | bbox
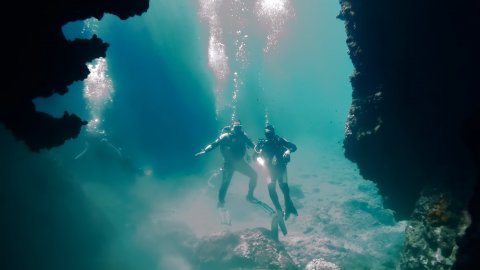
[206,130,257,205]
[255,135,297,218]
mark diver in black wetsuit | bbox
[254,124,298,220]
[195,121,258,208]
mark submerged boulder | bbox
[194,227,298,270]
[400,191,471,270]
[305,258,340,270]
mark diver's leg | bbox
[278,167,297,219]
[218,162,234,207]
[236,160,258,201]
[267,172,283,212]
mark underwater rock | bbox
[338,0,479,267]
[194,227,299,270]
[400,191,470,270]
[305,258,340,270]
[1,0,149,152]
[338,0,479,218]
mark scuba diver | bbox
[195,121,258,208]
[74,132,149,177]
[254,124,298,220]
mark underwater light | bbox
[256,157,265,167]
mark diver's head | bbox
[231,121,243,134]
[265,124,275,140]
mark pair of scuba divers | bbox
[195,121,298,220]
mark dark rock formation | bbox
[194,227,299,270]
[452,112,480,269]
[1,0,149,152]
[338,0,480,268]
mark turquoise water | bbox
[25,0,406,269]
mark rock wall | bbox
[1,0,149,151]
[338,0,480,268]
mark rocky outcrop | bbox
[1,0,149,152]
[305,258,340,270]
[338,0,480,268]
[194,228,299,270]
[400,191,470,269]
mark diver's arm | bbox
[282,138,297,153]
[243,132,255,149]
[195,134,226,156]
[253,140,262,153]
[195,143,216,156]
[254,140,267,161]
[195,146,209,156]
[280,137,297,158]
